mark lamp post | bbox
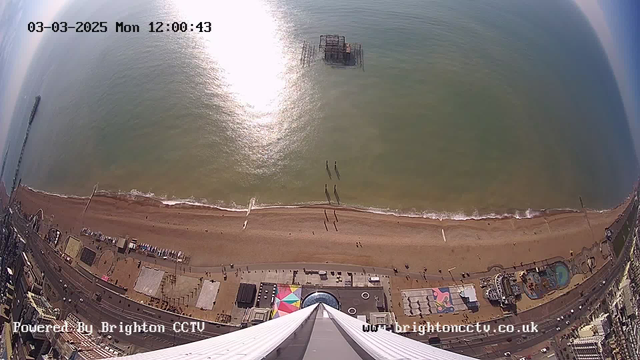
[447,267,456,283]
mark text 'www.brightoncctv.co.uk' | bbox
[363,322,539,336]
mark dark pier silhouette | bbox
[11,95,41,196]
[300,41,316,67]
[326,160,332,179]
[334,161,341,180]
[319,35,364,70]
[299,35,364,70]
[0,144,9,184]
[333,185,341,205]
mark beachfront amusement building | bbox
[108,303,474,360]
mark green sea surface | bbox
[5,0,638,217]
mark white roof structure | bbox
[195,280,220,310]
[133,267,165,297]
[454,284,478,303]
[570,335,605,360]
[109,303,475,360]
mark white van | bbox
[368,276,380,282]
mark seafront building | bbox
[577,313,611,338]
[570,335,606,360]
[626,227,640,359]
[482,272,522,307]
[44,318,122,359]
[13,292,58,358]
[607,227,640,360]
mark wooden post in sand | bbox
[82,183,98,217]
[447,267,456,283]
[73,183,98,234]
[544,218,551,233]
[580,196,595,242]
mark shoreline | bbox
[13,185,633,273]
[21,185,629,222]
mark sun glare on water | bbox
[170,0,298,172]
[172,0,288,125]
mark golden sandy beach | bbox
[14,186,628,274]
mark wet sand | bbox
[15,186,629,274]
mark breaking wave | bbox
[17,185,612,221]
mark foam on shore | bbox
[22,185,627,222]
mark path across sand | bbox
[15,186,628,274]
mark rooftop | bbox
[49,320,119,359]
[572,335,605,345]
[27,292,56,320]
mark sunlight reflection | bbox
[172,0,287,126]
